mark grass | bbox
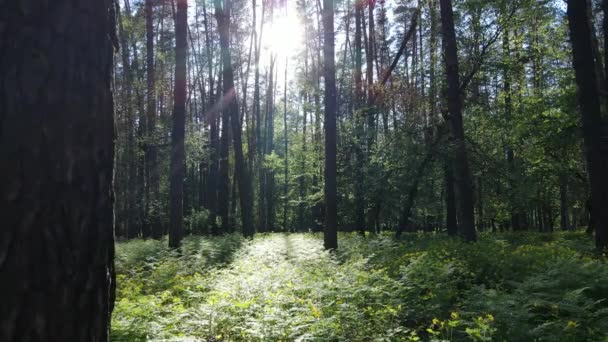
[112,231,608,341]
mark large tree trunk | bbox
[0,1,116,340]
[439,0,476,241]
[215,0,255,237]
[567,0,608,250]
[323,0,338,249]
[169,0,188,248]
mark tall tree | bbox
[567,0,608,250]
[146,0,162,238]
[354,0,366,235]
[323,0,338,249]
[215,0,255,237]
[0,1,116,339]
[439,0,476,241]
[169,0,188,248]
[283,57,289,230]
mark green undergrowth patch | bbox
[112,231,608,341]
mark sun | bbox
[262,6,304,59]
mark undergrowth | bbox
[112,231,608,341]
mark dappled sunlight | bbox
[112,232,607,341]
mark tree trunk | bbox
[323,0,338,249]
[567,0,608,249]
[118,3,139,239]
[503,29,520,231]
[439,0,476,241]
[215,0,255,237]
[445,159,458,236]
[169,0,188,248]
[560,175,571,231]
[0,1,116,339]
[354,0,366,235]
[604,0,608,98]
[283,57,289,231]
[218,71,231,233]
[145,0,162,238]
[203,0,220,234]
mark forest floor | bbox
[112,232,608,341]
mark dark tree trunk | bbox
[215,0,255,237]
[169,0,188,248]
[477,176,484,231]
[560,175,571,231]
[439,0,476,241]
[445,161,458,236]
[503,29,520,232]
[567,0,608,250]
[299,92,309,232]
[604,0,608,97]
[203,0,220,234]
[354,0,366,236]
[0,1,116,339]
[323,0,338,250]
[283,58,289,231]
[218,71,231,233]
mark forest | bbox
[1,0,608,341]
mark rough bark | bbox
[0,1,116,340]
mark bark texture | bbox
[440,0,476,241]
[0,1,117,340]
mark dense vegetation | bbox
[112,232,607,341]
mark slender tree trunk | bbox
[445,160,458,236]
[146,0,162,238]
[215,0,255,237]
[567,0,608,250]
[299,92,309,232]
[604,0,608,99]
[503,29,520,231]
[354,0,366,235]
[169,0,188,248]
[283,57,289,231]
[560,174,571,231]
[0,1,116,339]
[218,71,231,233]
[323,0,338,249]
[118,4,139,239]
[440,0,476,241]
